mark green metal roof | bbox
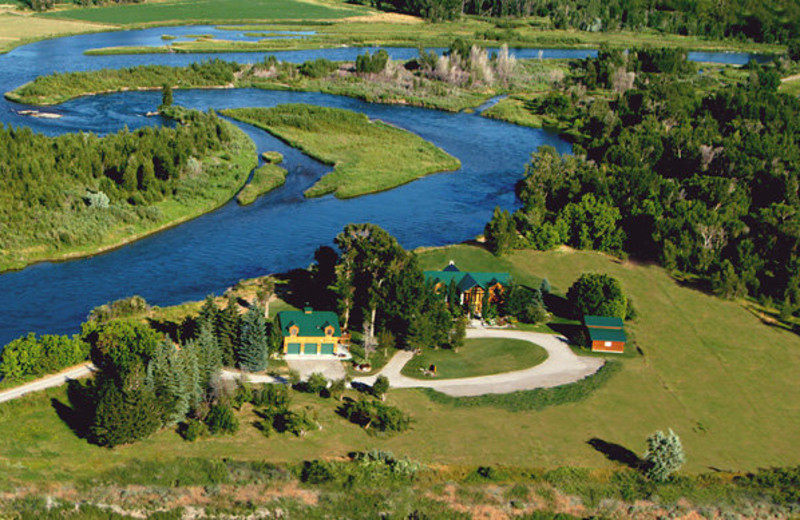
[425,267,510,291]
[278,309,342,338]
[587,327,627,342]
[584,315,624,329]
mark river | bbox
[0,25,771,345]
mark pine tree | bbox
[216,296,240,367]
[197,295,219,332]
[192,321,221,388]
[90,366,162,447]
[236,305,268,372]
[643,429,686,482]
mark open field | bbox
[40,0,368,25]
[0,245,799,487]
[0,10,112,53]
[223,104,461,198]
[401,338,548,379]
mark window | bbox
[604,341,612,347]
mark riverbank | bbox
[223,104,461,199]
[79,19,786,56]
[0,119,257,273]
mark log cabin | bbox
[424,262,510,316]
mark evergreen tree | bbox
[447,278,460,315]
[192,321,221,389]
[197,295,219,333]
[90,366,162,447]
[236,305,269,372]
[215,296,240,367]
[643,429,686,482]
[484,206,516,256]
[161,84,173,108]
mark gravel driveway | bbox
[352,329,605,397]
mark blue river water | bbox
[0,26,772,345]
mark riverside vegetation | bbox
[6,47,561,113]
[0,105,256,272]
[222,104,461,198]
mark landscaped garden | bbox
[401,338,548,379]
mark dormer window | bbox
[325,326,334,337]
[289,325,299,336]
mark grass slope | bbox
[40,0,366,25]
[401,338,548,379]
[236,163,287,205]
[0,246,798,481]
[222,104,461,198]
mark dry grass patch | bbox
[0,12,111,53]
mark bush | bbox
[299,58,338,78]
[179,419,209,442]
[338,399,411,433]
[355,49,389,74]
[0,332,89,382]
[205,404,239,435]
[301,460,335,484]
[251,384,290,408]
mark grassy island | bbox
[222,104,461,199]
[401,338,548,379]
[236,162,288,205]
[0,107,257,272]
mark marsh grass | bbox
[236,163,287,205]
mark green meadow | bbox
[1,244,799,488]
[222,104,461,198]
[236,162,287,205]
[41,0,366,25]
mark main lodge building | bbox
[424,262,510,315]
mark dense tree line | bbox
[488,51,800,311]
[0,107,234,258]
[364,0,798,44]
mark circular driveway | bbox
[353,329,605,397]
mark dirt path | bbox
[352,329,605,397]
[0,363,96,404]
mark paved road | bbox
[0,363,96,404]
[353,329,605,397]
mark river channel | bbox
[0,25,771,344]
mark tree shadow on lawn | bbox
[543,292,574,320]
[588,437,643,470]
[51,379,93,441]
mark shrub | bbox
[299,58,337,78]
[301,460,335,484]
[251,384,290,408]
[274,408,316,437]
[205,404,239,435]
[0,332,89,382]
[355,49,389,74]
[179,419,209,442]
[338,399,411,433]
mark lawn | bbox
[2,244,800,488]
[222,104,461,198]
[401,338,548,379]
[40,0,367,25]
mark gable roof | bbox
[443,262,460,272]
[587,327,627,343]
[278,310,341,337]
[584,315,624,329]
[425,266,510,292]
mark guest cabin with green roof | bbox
[583,315,626,353]
[424,262,510,316]
[278,308,343,356]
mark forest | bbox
[365,0,800,45]
[0,106,248,269]
[485,48,800,315]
